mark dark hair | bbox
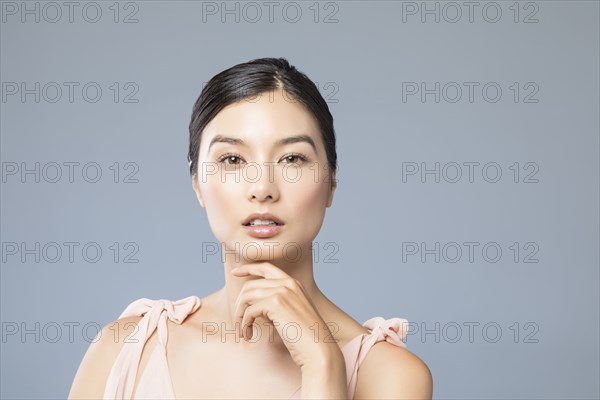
[187,57,337,179]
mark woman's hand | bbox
[230,262,343,369]
[231,262,349,398]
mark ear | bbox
[326,171,337,208]
[191,175,205,209]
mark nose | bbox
[246,162,280,202]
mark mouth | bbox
[243,222,284,227]
[242,221,284,239]
[242,212,285,227]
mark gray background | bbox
[1,1,598,399]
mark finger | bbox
[235,286,289,339]
[234,285,279,338]
[240,303,263,341]
[231,262,290,280]
[240,300,279,341]
[232,264,299,293]
[232,278,289,314]
[233,277,298,340]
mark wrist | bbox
[302,344,346,374]
[300,351,348,399]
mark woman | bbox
[69,57,433,399]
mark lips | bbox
[243,224,284,238]
[242,212,285,226]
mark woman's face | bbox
[192,88,336,263]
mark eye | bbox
[217,153,244,165]
[282,153,309,164]
[216,152,309,166]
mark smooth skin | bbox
[69,87,433,399]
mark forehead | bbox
[201,89,321,151]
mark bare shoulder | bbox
[68,315,144,399]
[354,342,433,400]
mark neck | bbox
[217,242,327,353]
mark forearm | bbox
[300,348,348,399]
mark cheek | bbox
[285,173,329,234]
[289,181,325,210]
[200,178,241,237]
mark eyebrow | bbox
[207,134,318,155]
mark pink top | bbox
[103,295,409,400]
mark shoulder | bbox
[68,314,144,399]
[354,341,433,399]
[69,295,203,399]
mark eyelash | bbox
[217,152,309,165]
